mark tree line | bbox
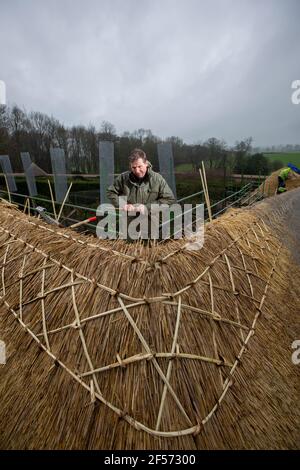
[0,104,284,176]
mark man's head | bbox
[129,149,148,179]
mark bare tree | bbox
[234,137,253,174]
[203,137,226,168]
[99,121,116,141]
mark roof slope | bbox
[0,190,299,449]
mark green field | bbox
[175,163,194,172]
[264,152,300,167]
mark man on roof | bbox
[107,148,176,212]
[277,167,292,194]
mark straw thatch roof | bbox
[0,189,299,450]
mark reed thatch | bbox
[0,189,299,450]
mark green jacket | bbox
[107,167,176,209]
[279,167,291,180]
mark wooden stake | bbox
[23,198,29,213]
[199,167,212,223]
[201,161,213,222]
[57,182,73,223]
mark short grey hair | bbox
[128,149,147,164]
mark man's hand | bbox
[122,204,135,212]
[122,204,146,214]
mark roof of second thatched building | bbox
[0,189,300,450]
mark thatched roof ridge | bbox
[0,189,299,449]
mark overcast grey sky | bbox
[1,0,299,146]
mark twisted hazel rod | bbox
[155,296,182,430]
[80,352,234,378]
[117,296,193,428]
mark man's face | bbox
[130,158,148,178]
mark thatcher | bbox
[257,168,300,198]
[0,189,299,450]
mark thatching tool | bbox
[34,206,61,226]
[69,216,97,229]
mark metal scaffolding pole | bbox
[99,141,115,204]
[50,147,68,203]
[0,155,17,192]
[21,152,38,197]
[157,143,177,199]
